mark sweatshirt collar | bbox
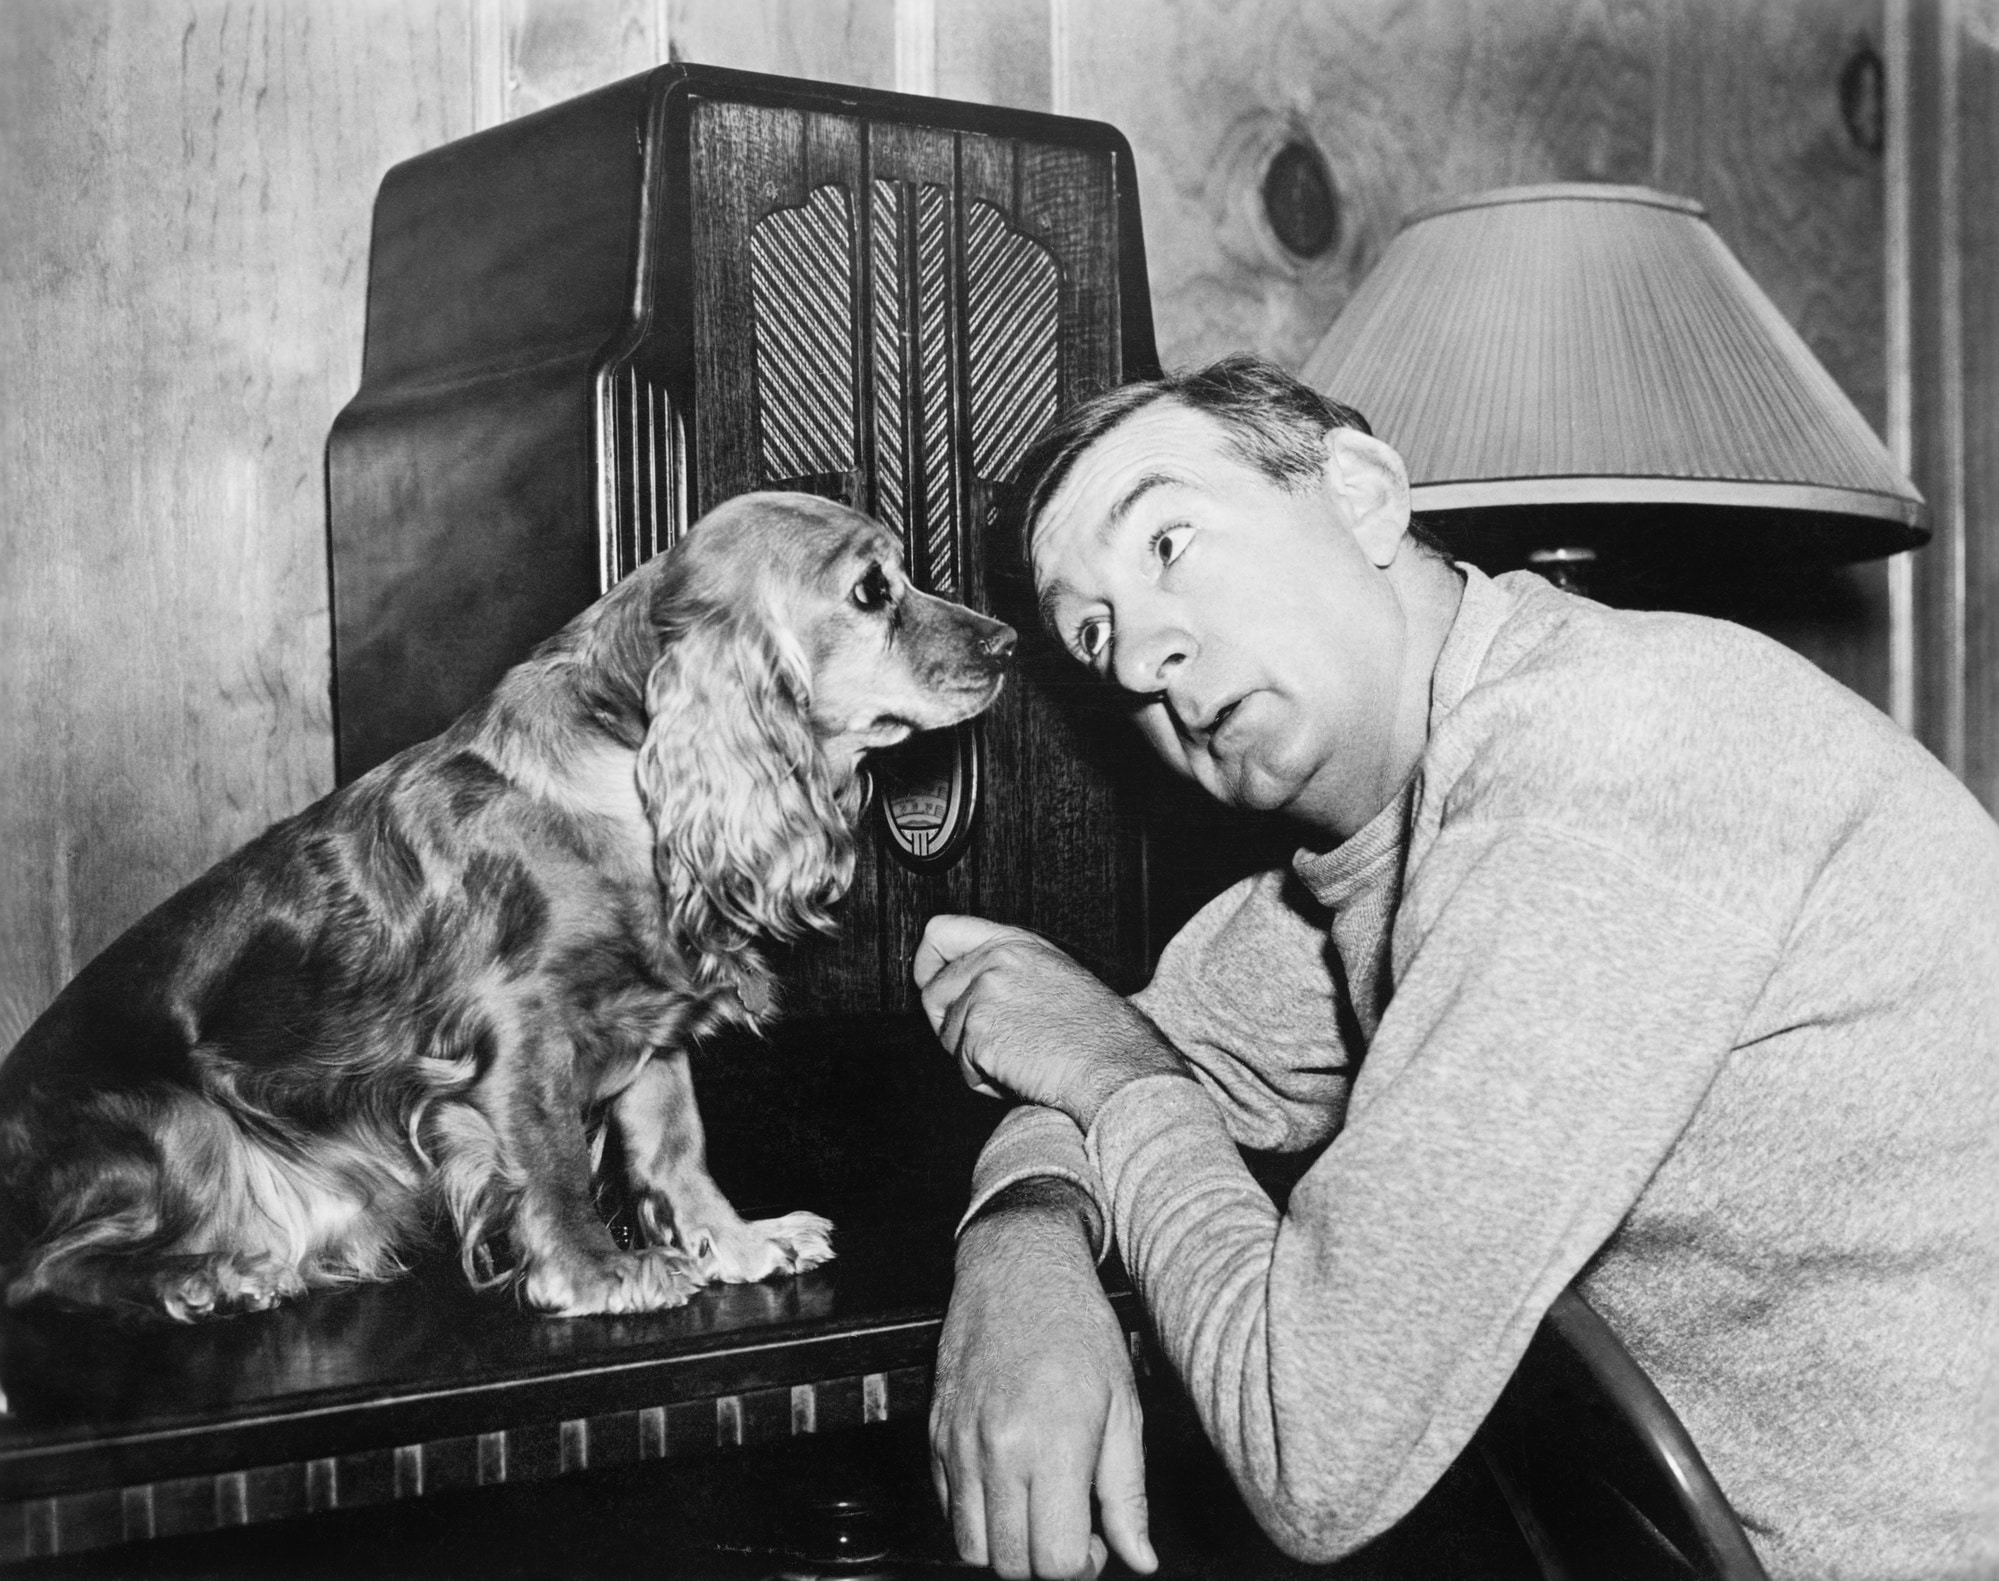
[1290,563,1514,905]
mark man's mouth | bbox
[1190,696,1243,746]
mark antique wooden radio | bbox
[327,66,1173,1200]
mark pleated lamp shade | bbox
[1301,184,1925,583]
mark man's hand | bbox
[930,1180,1158,1580]
[913,915,1188,1130]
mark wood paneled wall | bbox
[6,0,1980,1044]
[0,2,477,1046]
[1898,0,1999,810]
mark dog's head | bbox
[662,492,1015,770]
[633,492,1015,965]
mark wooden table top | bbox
[3,1194,1127,1565]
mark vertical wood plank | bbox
[936,0,1052,110]
[1904,0,1966,778]
[0,0,475,1043]
[1958,19,1999,809]
[501,0,659,118]
[498,0,921,116]
[894,0,936,96]
[664,0,897,90]
[1902,0,1999,809]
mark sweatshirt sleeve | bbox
[1085,822,1780,1561]
[1130,867,1359,1152]
[957,1101,1109,1254]
[957,866,1359,1245]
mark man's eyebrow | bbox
[1098,472,1178,543]
[1037,578,1073,636]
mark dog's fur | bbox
[0,492,1013,1320]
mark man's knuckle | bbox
[1042,1529,1091,1575]
[982,1418,1057,1470]
[975,1417,1019,1460]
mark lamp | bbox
[1300,183,1925,592]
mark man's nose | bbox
[1113,618,1193,698]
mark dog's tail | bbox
[3,1080,430,1320]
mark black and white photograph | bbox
[2,3,1994,1577]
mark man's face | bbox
[1031,401,1415,840]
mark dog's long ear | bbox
[637,596,865,980]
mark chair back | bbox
[1475,1287,1770,1581]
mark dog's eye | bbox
[852,564,894,611]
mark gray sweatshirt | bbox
[965,565,1999,1579]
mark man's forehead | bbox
[1036,407,1217,536]
[1031,407,1231,583]
[1067,403,1224,495]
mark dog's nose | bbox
[984,625,1018,664]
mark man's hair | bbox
[1008,351,1447,563]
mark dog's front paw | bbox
[683,1211,836,1285]
[157,1256,307,1321]
[522,1247,703,1316]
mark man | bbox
[913,355,1999,1581]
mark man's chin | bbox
[1206,760,1297,816]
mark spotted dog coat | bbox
[0,492,1014,1320]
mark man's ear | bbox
[1321,428,1412,567]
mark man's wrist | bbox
[958,1176,1101,1265]
[1070,1036,1194,1134]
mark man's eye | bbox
[852,565,893,610]
[1076,617,1111,663]
[1152,525,1192,567]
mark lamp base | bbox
[1423,500,1927,603]
[1525,546,1598,595]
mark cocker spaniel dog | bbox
[0,492,1013,1321]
